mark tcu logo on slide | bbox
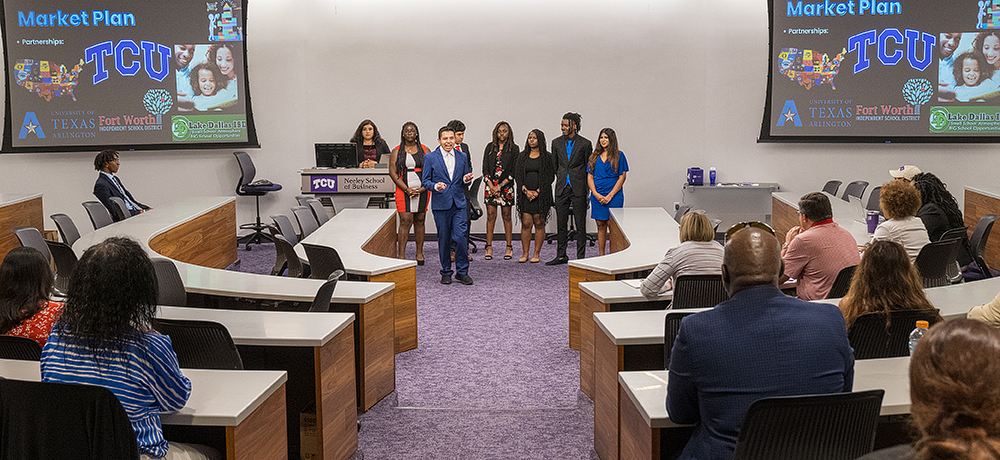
[311,176,338,192]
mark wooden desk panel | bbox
[579,292,603,399]
[361,216,398,258]
[619,384,657,460]
[595,328,624,460]
[359,291,396,410]
[569,266,615,350]
[371,267,417,353]
[771,195,798,245]
[149,200,237,269]
[0,195,43,260]
[965,188,1000,269]
[316,324,358,460]
[609,217,629,254]
[228,382,286,460]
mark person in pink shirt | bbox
[780,192,860,301]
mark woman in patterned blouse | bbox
[0,246,62,347]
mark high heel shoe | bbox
[416,258,425,266]
[504,244,513,260]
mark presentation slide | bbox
[762,0,1000,141]
[1,0,258,152]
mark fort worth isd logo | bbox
[776,100,803,127]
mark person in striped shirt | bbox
[641,212,724,300]
[41,237,218,460]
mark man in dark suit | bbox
[93,149,150,221]
[447,119,474,261]
[666,227,854,459]
[422,126,475,285]
[547,112,592,265]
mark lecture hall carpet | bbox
[235,238,602,459]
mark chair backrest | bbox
[270,232,305,278]
[663,310,700,368]
[915,238,962,288]
[732,390,884,460]
[671,275,728,309]
[151,318,243,370]
[826,265,857,299]
[151,258,187,307]
[467,177,484,221]
[295,195,311,207]
[302,243,346,280]
[673,205,692,223]
[822,180,842,196]
[12,227,52,263]
[309,270,345,312]
[270,214,300,245]
[82,201,114,230]
[306,199,330,226]
[0,379,140,459]
[848,309,942,359]
[292,205,319,239]
[50,213,81,246]
[0,336,42,360]
[939,226,971,266]
[45,240,78,294]
[841,180,869,202]
[969,214,999,278]
[233,151,256,194]
[107,196,129,222]
[865,186,881,213]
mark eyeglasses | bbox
[724,221,776,242]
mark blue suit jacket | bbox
[94,173,148,220]
[421,147,471,211]
[666,285,854,460]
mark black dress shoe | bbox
[545,256,568,266]
[441,275,452,285]
[456,274,474,285]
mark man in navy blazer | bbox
[422,126,475,285]
[666,227,854,459]
[93,149,150,221]
[547,112,592,265]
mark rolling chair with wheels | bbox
[44,239,78,294]
[82,201,114,230]
[865,186,881,214]
[308,270,345,312]
[151,318,244,370]
[967,214,998,280]
[467,176,486,253]
[915,238,962,288]
[848,309,942,359]
[50,213,81,247]
[292,205,320,239]
[150,258,187,307]
[108,196,130,222]
[302,243,347,280]
[11,227,68,294]
[671,275,728,309]
[840,180,869,202]
[234,151,282,250]
[826,265,857,299]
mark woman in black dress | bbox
[514,129,554,263]
[482,121,519,260]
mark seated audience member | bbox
[351,119,391,168]
[93,149,150,220]
[0,247,62,347]
[781,192,860,300]
[857,319,1000,460]
[889,164,921,182]
[667,227,854,459]
[911,172,965,242]
[838,240,941,329]
[871,180,930,263]
[968,291,1000,328]
[41,237,219,460]
[640,212,724,299]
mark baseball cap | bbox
[889,165,921,180]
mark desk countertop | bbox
[594,308,711,346]
[296,208,416,277]
[579,280,672,304]
[0,193,42,206]
[0,358,287,427]
[158,306,354,347]
[814,276,1000,321]
[569,207,679,275]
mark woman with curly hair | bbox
[857,319,1000,459]
[514,129,554,263]
[0,247,62,346]
[41,237,218,460]
[871,180,930,263]
[482,121,519,260]
[911,172,965,242]
[350,119,390,168]
[838,240,940,329]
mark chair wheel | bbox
[245,243,252,251]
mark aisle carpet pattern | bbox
[235,238,603,459]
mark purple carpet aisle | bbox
[234,239,602,459]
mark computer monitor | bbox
[314,143,356,169]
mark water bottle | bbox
[909,320,929,355]
[709,167,717,186]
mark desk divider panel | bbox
[569,266,615,350]
[609,218,629,254]
[595,329,625,460]
[0,196,43,260]
[619,384,658,460]
[315,325,358,460]
[579,292,604,399]
[227,382,287,460]
[358,291,396,410]
[964,188,1000,269]
[771,196,798,245]
[361,216,399,258]
[149,200,237,269]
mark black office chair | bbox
[234,151,282,251]
[671,275,728,309]
[0,336,42,360]
[45,239,78,294]
[967,214,998,280]
[151,318,243,370]
[939,226,971,266]
[50,213,81,247]
[292,205,320,240]
[108,196,130,222]
[848,309,942,359]
[0,379,140,459]
[269,231,307,278]
[302,243,347,280]
[731,390,884,460]
[663,310,700,368]
[865,186,881,214]
[467,177,486,253]
[305,199,330,226]
[309,270,345,312]
[673,205,692,223]
[821,180,842,196]
[82,201,114,230]
[151,258,187,307]
[915,238,962,288]
[840,180,869,202]
[825,265,857,299]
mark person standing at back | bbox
[546,112,592,265]
[422,126,475,285]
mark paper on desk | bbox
[622,279,643,288]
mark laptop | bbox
[848,195,866,223]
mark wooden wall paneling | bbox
[226,382,287,460]
[771,196,798,245]
[580,292,609,400]
[594,328,625,460]
[359,290,395,410]
[370,267,417,353]
[619,384,658,460]
[315,325,358,460]
[0,196,43,260]
[149,201,237,269]
[965,189,1000,269]
[568,266,615,350]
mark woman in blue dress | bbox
[587,128,628,256]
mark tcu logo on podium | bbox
[311,176,338,193]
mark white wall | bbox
[1,0,995,236]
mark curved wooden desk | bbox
[0,193,43,259]
[772,191,870,246]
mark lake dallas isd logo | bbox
[18,112,45,138]
[776,100,803,127]
[172,116,191,141]
[928,107,950,133]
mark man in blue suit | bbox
[666,227,854,459]
[93,149,150,221]
[422,126,475,285]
